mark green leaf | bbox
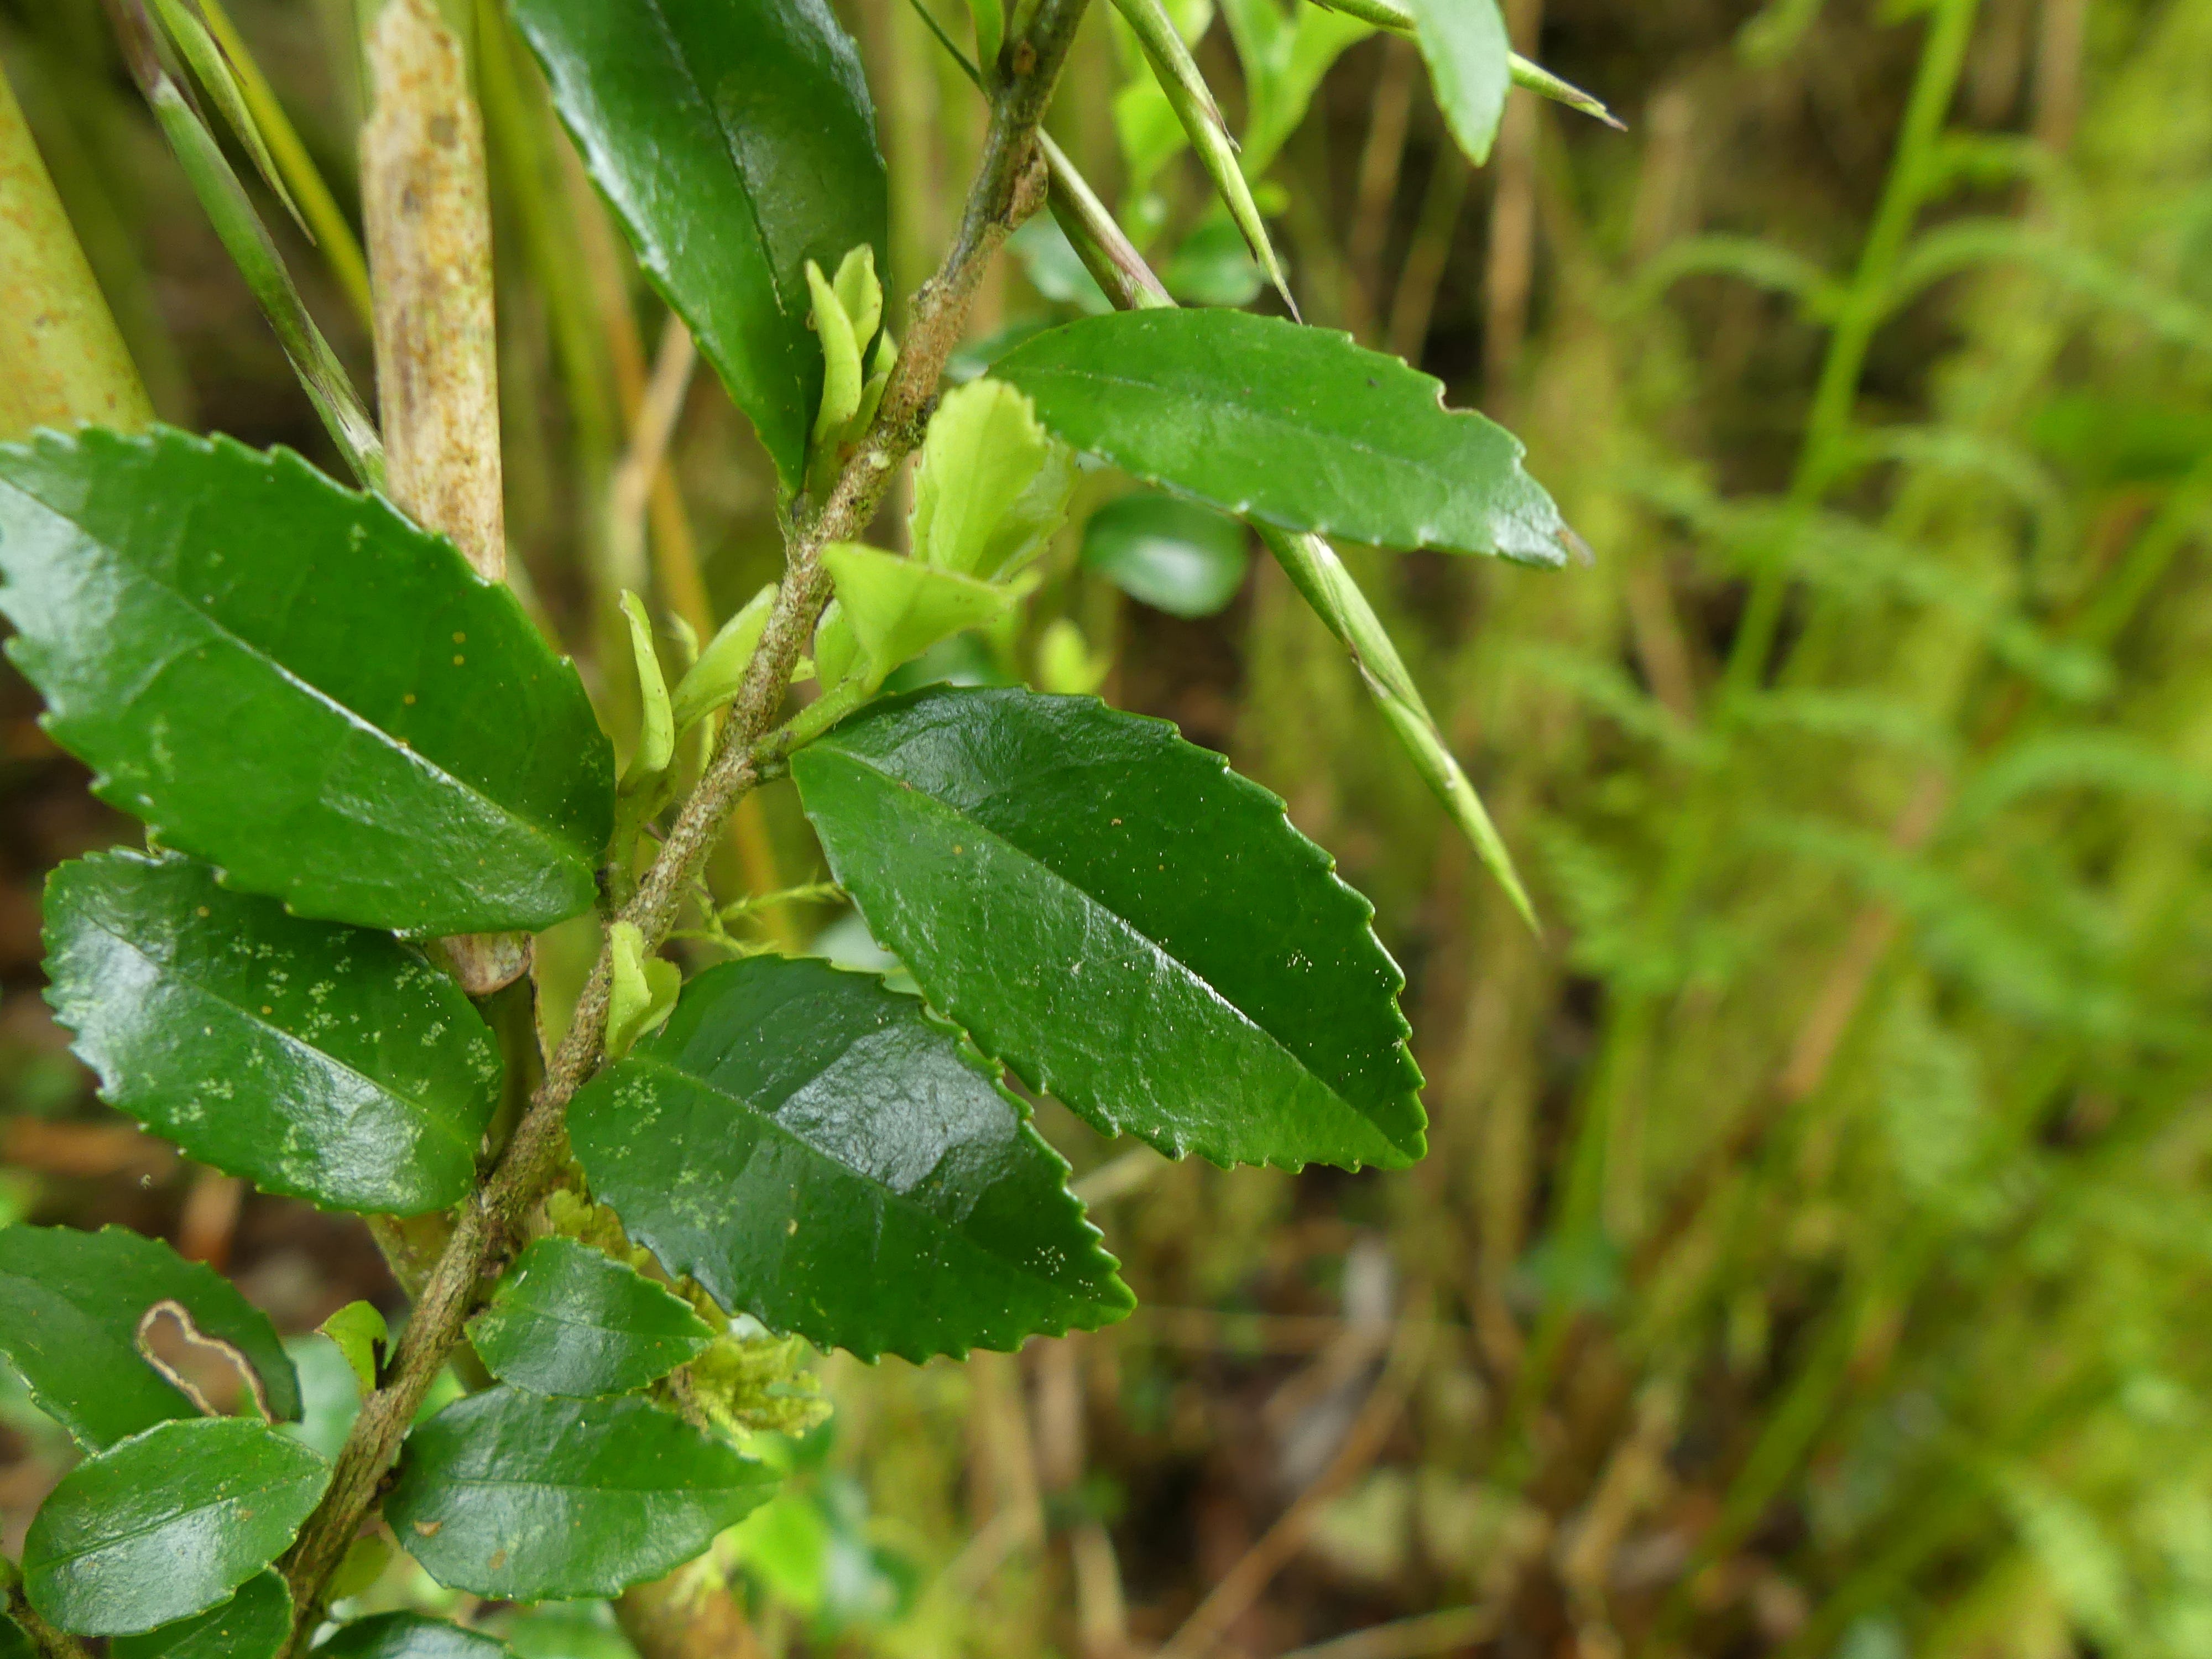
[0,1614,28,1659]
[571,954,1133,1360]
[617,591,674,785]
[0,1224,299,1450]
[1401,0,1509,164]
[467,1237,714,1399]
[146,0,306,236]
[792,687,1425,1170]
[512,0,887,492]
[966,0,1004,71]
[994,310,1574,565]
[319,1613,509,1658]
[807,259,864,452]
[820,544,1023,690]
[0,428,612,935]
[605,922,680,1060]
[43,851,504,1215]
[110,1571,290,1659]
[1082,493,1250,617]
[910,380,1076,581]
[319,1302,389,1397]
[387,1387,775,1599]
[670,582,776,732]
[22,1417,330,1636]
[321,1614,507,1658]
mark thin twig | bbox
[278,3,1085,1631]
[5,1581,92,1659]
[608,319,698,596]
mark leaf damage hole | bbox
[135,1297,276,1421]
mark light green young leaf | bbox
[318,1302,388,1398]
[1218,0,1370,174]
[821,544,1025,691]
[111,1571,291,1659]
[1082,492,1250,617]
[831,244,884,358]
[854,328,898,435]
[670,583,776,732]
[966,0,1005,72]
[606,922,680,1060]
[910,379,1076,580]
[807,259,863,453]
[1036,618,1110,694]
[22,1417,330,1636]
[147,0,307,234]
[618,591,674,785]
[1400,0,1510,164]
[813,601,862,693]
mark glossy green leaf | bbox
[319,1302,389,1396]
[1082,493,1251,617]
[467,1237,714,1399]
[111,1571,290,1659]
[22,1417,329,1636]
[792,687,1426,1170]
[910,380,1077,581]
[1402,0,1509,164]
[44,852,503,1215]
[0,428,612,935]
[387,1387,775,1599]
[512,0,886,491]
[671,582,776,732]
[319,1613,510,1658]
[821,544,1022,690]
[571,954,1133,1361]
[994,310,1574,565]
[0,1224,299,1450]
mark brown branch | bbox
[278,2,1083,1631]
[6,1580,92,1659]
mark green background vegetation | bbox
[4,0,2209,1654]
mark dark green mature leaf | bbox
[513,0,887,491]
[467,1237,714,1398]
[791,688,1426,1171]
[21,1417,329,1636]
[572,956,1133,1361]
[994,310,1574,566]
[1403,0,1510,165]
[45,852,502,1215]
[0,1224,299,1450]
[111,1571,290,1659]
[0,1615,28,1659]
[319,1613,510,1658]
[387,1387,774,1599]
[1082,493,1250,618]
[0,427,612,935]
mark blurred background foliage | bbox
[5,0,2212,1655]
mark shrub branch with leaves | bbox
[0,0,1602,1651]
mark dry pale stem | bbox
[280,4,1084,1632]
[362,0,504,581]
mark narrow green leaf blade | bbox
[1403,0,1510,164]
[0,1224,299,1450]
[111,1571,290,1659]
[994,310,1574,565]
[319,1613,510,1657]
[512,0,888,491]
[0,428,612,935]
[791,687,1426,1171]
[22,1417,330,1636]
[571,955,1134,1361]
[44,852,503,1215]
[1082,493,1250,618]
[387,1387,775,1599]
[467,1237,714,1398]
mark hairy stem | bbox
[277,2,1082,1630]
